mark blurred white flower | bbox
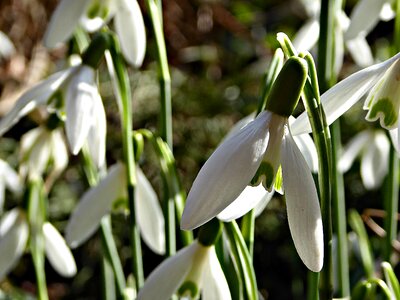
[339,130,390,190]
[0,31,15,60]
[0,64,106,167]
[0,208,76,278]
[19,127,68,182]
[136,240,231,300]
[65,163,165,255]
[293,0,373,69]
[181,110,323,272]
[44,0,146,67]
[0,160,22,214]
[292,52,400,140]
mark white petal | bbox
[136,242,198,300]
[49,129,69,177]
[66,163,126,248]
[0,31,15,59]
[0,69,71,136]
[44,0,92,48]
[201,247,231,300]
[254,190,275,217]
[43,222,77,277]
[0,209,28,279]
[291,52,400,135]
[346,36,374,67]
[338,130,370,172]
[114,0,146,67]
[181,111,272,230]
[281,130,323,272]
[292,133,318,173]
[292,19,320,52]
[380,2,395,21]
[65,66,97,155]
[334,25,344,76]
[389,126,400,154]
[222,113,255,142]
[345,0,386,39]
[135,167,165,255]
[86,89,106,168]
[0,160,22,193]
[360,131,390,189]
[26,128,52,179]
[217,185,272,222]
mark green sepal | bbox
[265,57,308,117]
[198,218,223,246]
[81,32,113,69]
[178,281,198,298]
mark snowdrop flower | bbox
[291,52,400,154]
[66,163,165,254]
[339,130,390,190]
[137,240,231,300]
[293,0,373,69]
[345,0,395,40]
[0,160,22,214]
[44,0,146,67]
[181,57,323,272]
[19,126,68,182]
[0,208,76,278]
[0,64,106,167]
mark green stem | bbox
[240,209,255,259]
[395,0,400,53]
[145,0,175,256]
[27,180,48,300]
[102,257,117,300]
[106,36,143,289]
[383,143,399,262]
[307,272,319,300]
[330,120,350,297]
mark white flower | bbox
[345,0,394,40]
[0,64,106,167]
[181,110,323,272]
[44,0,146,67]
[0,160,22,214]
[293,0,373,69]
[0,209,76,278]
[19,127,68,181]
[65,163,166,255]
[0,31,15,60]
[136,240,231,300]
[339,130,390,190]
[291,52,400,140]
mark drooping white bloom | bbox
[136,240,231,300]
[0,160,22,214]
[0,209,29,279]
[345,0,394,40]
[293,0,373,69]
[181,110,323,272]
[0,209,77,278]
[0,64,106,167]
[43,222,77,277]
[44,0,146,67]
[339,130,390,190]
[291,52,400,141]
[19,127,68,182]
[66,163,165,255]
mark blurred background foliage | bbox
[0,0,398,299]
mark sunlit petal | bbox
[0,160,22,194]
[26,128,52,180]
[136,242,198,300]
[217,185,272,222]
[181,111,272,230]
[292,132,318,173]
[43,222,77,277]
[338,130,370,172]
[345,0,386,39]
[380,2,395,22]
[293,19,320,52]
[0,31,15,59]
[291,52,400,135]
[346,36,374,67]
[202,248,231,300]
[281,130,323,272]
[0,209,28,279]
[360,131,390,189]
[135,167,165,255]
[66,163,126,248]
[0,69,71,136]
[49,129,69,178]
[44,0,92,48]
[114,0,146,67]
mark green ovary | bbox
[87,1,109,19]
[251,161,275,190]
[178,281,198,299]
[367,98,398,129]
